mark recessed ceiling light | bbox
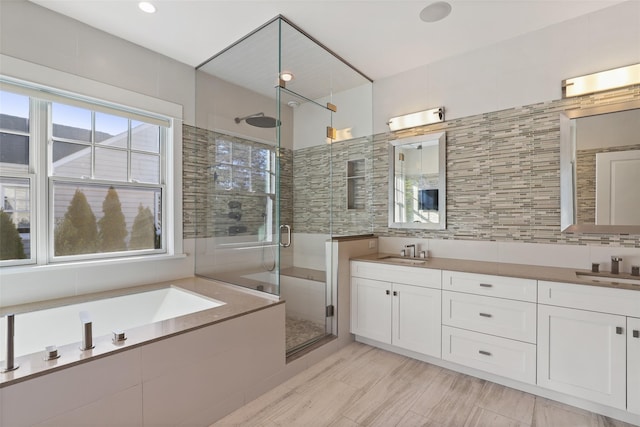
[280,72,294,82]
[419,1,452,23]
[138,2,156,14]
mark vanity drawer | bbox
[442,271,536,302]
[442,291,536,343]
[351,260,441,289]
[538,280,640,317]
[442,326,536,384]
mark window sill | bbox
[1,253,189,275]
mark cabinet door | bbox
[538,304,626,409]
[392,283,441,357]
[351,277,392,344]
[629,317,640,415]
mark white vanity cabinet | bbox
[350,261,442,357]
[441,271,537,384]
[538,281,640,411]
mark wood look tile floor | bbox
[212,342,636,427]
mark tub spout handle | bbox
[79,311,95,351]
[2,314,19,373]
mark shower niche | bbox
[193,16,373,355]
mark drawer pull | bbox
[616,326,624,335]
[479,283,493,288]
[634,330,639,338]
[479,313,493,318]
[478,350,492,356]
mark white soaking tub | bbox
[1,286,224,360]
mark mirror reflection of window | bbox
[389,132,446,230]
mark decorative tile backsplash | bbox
[184,84,640,248]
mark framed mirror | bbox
[389,132,446,229]
[560,100,640,233]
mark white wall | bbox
[0,0,195,125]
[195,71,294,149]
[0,1,196,307]
[373,1,640,135]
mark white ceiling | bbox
[29,0,625,83]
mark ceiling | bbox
[29,0,625,83]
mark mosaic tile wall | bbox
[292,136,374,236]
[184,84,640,248]
[370,85,640,247]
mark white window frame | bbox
[0,76,178,266]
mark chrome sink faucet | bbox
[611,256,622,274]
[404,244,416,258]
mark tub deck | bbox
[0,277,283,387]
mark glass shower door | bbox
[277,84,334,354]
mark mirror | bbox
[560,100,640,233]
[389,132,446,229]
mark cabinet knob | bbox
[385,290,390,295]
[393,291,398,296]
[634,330,639,338]
[616,326,624,335]
[478,350,492,356]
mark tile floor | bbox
[213,342,637,427]
[286,316,326,352]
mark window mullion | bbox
[91,111,96,180]
[32,99,49,265]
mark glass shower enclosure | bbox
[194,16,372,355]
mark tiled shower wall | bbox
[184,85,640,248]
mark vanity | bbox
[350,254,640,425]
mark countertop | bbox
[352,253,640,292]
[0,277,283,387]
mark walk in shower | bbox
[193,16,373,354]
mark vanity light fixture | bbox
[562,63,640,98]
[138,1,156,13]
[387,107,444,131]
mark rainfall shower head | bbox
[234,113,280,128]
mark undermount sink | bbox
[379,256,426,265]
[575,272,640,286]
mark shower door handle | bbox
[280,224,291,247]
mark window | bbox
[0,82,171,266]
[212,136,276,242]
[0,91,32,264]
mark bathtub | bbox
[0,277,286,426]
[1,286,224,360]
